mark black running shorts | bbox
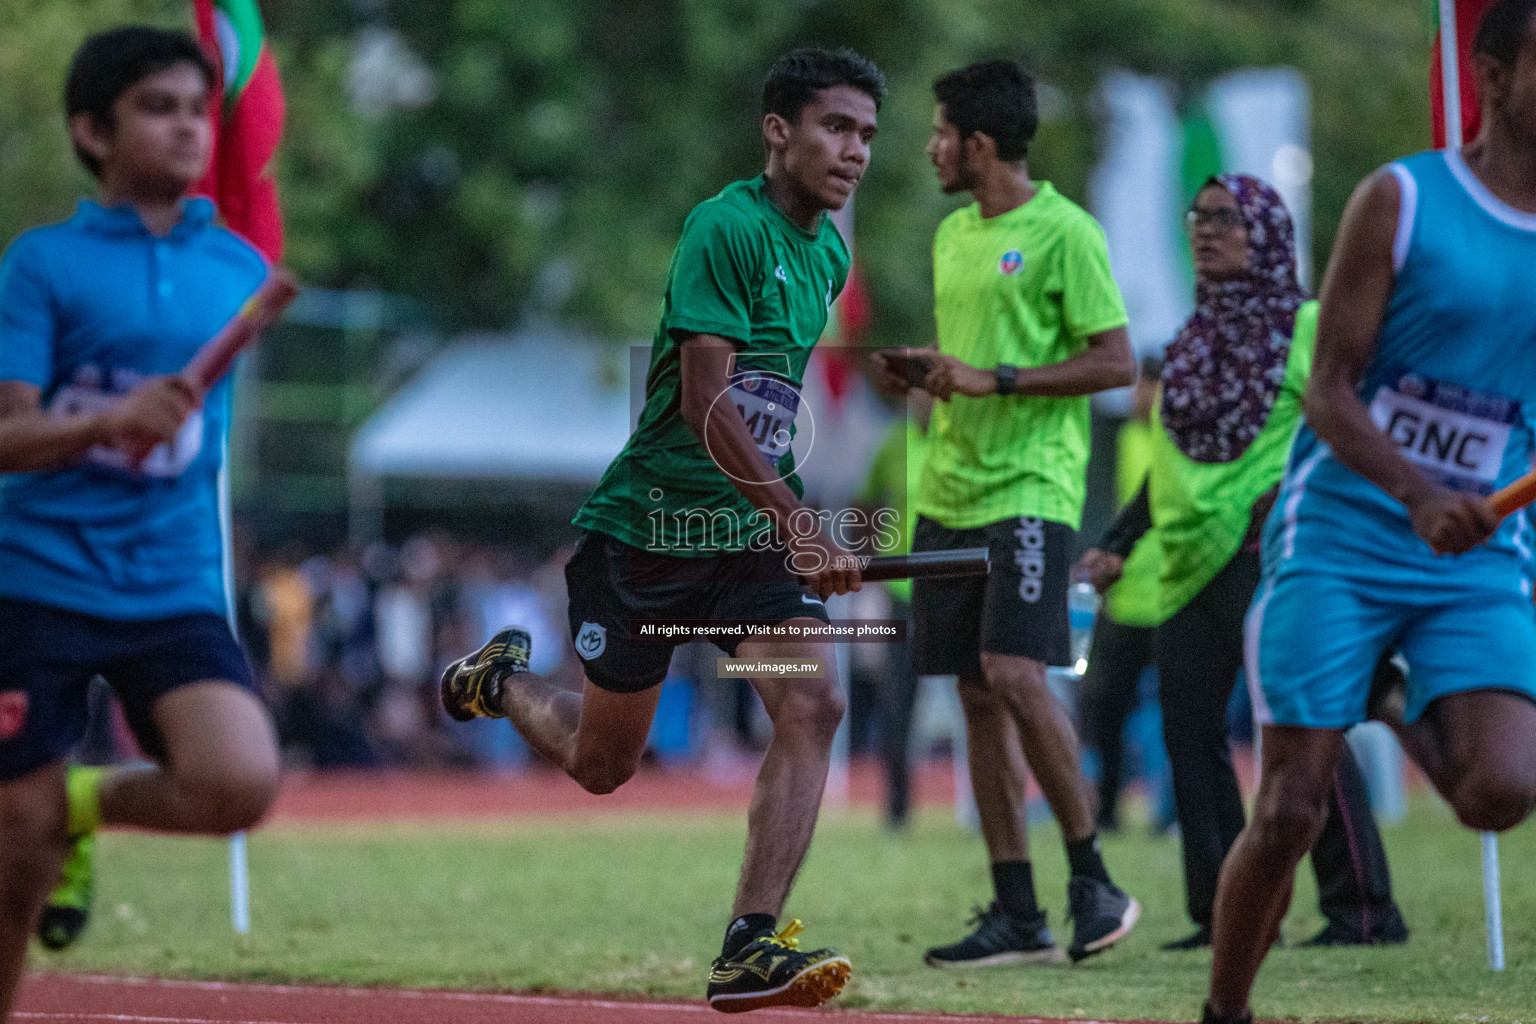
[0,597,258,781]
[564,530,831,694]
[910,515,1074,679]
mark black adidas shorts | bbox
[911,515,1073,680]
[564,530,831,694]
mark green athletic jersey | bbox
[574,176,849,554]
[917,183,1128,530]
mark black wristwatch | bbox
[995,363,1018,396]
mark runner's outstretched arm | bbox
[1305,170,1499,556]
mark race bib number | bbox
[50,369,205,479]
[1368,373,1520,496]
[729,371,800,465]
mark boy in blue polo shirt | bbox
[0,28,280,1017]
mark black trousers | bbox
[877,599,920,826]
[1159,550,1403,935]
[1081,616,1157,829]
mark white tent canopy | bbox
[350,329,633,484]
[344,327,893,540]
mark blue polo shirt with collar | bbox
[0,198,268,621]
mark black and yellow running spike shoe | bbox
[706,919,851,1014]
[439,625,531,722]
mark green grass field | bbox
[33,795,1536,1023]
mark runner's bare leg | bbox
[1208,726,1342,1019]
[97,683,278,834]
[0,763,68,1021]
[732,629,843,917]
[1387,691,1536,831]
[497,675,661,795]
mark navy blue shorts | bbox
[0,597,257,781]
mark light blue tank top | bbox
[1265,150,1536,597]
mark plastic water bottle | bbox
[1068,581,1100,676]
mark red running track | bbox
[14,765,1177,1023]
[15,974,1148,1024]
[263,759,998,825]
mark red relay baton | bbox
[182,269,299,397]
[120,270,298,464]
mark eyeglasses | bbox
[1185,207,1246,232]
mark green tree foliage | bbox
[0,0,184,237]
[3,0,1433,345]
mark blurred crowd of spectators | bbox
[232,530,833,772]
[234,531,583,769]
[227,528,1167,828]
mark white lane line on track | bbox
[36,974,1124,1023]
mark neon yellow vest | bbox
[1148,300,1317,622]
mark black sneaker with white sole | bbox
[1066,875,1141,963]
[924,902,1064,968]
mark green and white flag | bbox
[1089,69,1312,379]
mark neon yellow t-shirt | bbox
[1149,300,1317,620]
[917,183,1129,530]
[1104,419,1163,627]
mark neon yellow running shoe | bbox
[439,625,530,721]
[38,765,104,951]
[38,832,94,951]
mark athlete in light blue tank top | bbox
[1249,147,1536,729]
[1208,7,1536,1022]
[1267,148,1536,599]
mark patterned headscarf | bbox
[1160,174,1309,464]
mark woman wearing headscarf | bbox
[1076,175,1408,949]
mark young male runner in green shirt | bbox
[877,59,1140,966]
[441,48,882,1014]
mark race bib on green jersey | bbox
[728,370,799,465]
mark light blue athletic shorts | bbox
[1244,570,1536,728]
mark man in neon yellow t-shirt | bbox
[876,59,1138,967]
